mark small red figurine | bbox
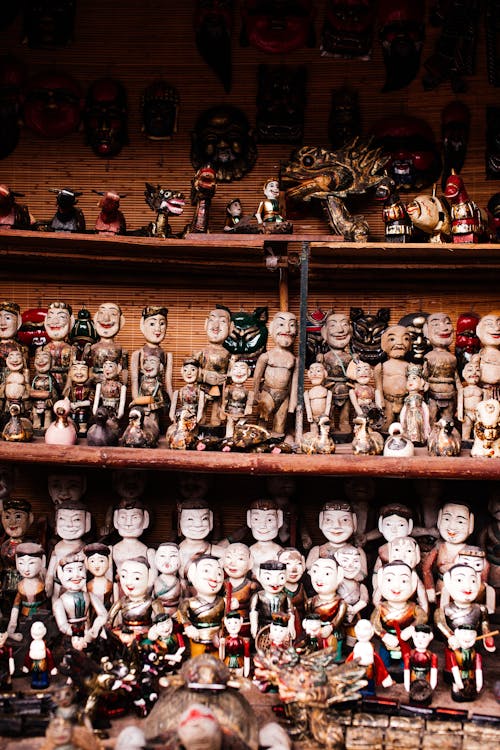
[444,172,483,243]
[93,190,127,235]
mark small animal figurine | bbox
[449,626,484,702]
[406,187,451,242]
[23,620,57,689]
[0,184,32,229]
[255,178,292,233]
[300,413,335,455]
[86,405,120,446]
[2,402,33,442]
[120,407,157,448]
[47,188,86,233]
[471,398,500,457]
[144,182,185,238]
[92,190,127,235]
[345,619,393,695]
[427,418,462,456]
[444,172,483,243]
[403,624,438,706]
[45,398,78,445]
[351,415,384,455]
[304,362,333,432]
[383,422,414,457]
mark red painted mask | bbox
[23,70,82,138]
[18,308,49,353]
[378,0,425,91]
[84,78,128,158]
[321,0,375,59]
[241,0,316,54]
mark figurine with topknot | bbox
[444,172,483,243]
[255,179,292,234]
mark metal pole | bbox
[295,241,309,446]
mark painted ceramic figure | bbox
[93,357,126,420]
[306,501,364,572]
[371,561,427,677]
[253,311,298,437]
[345,619,393,695]
[45,398,78,445]
[130,305,173,416]
[45,499,92,598]
[457,356,482,441]
[422,501,474,603]
[177,554,225,656]
[42,302,75,394]
[63,358,94,436]
[30,348,58,433]
[250,561,295,640]
[399,364,430,444]
[110,499,156,596]
[153,542,181,615]
[83,543,113,609]
[23,620,57,689]
[306,552,348,660]
[87,302,127,385]
[52,552,108,650]
[192,307,232,428]
[403,624,438,706]
[255,178,292,233]
[169,358,205,426]
[374,325,411,429]
[247,498,283,575]
[471,398,500,457]
[449,625,483,702]
[476,311,500,400]
[107,556,164,642]
[316,311,352,433]
[221,359,254,438]
[304,362,332,432]
[222,542,258,636]
[423,312,461,426]
[219,611,251,677]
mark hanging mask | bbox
[194,0,233,93]
[84,78,128,158]
[241,0,316,54]
[328,86,361,149]
[141,81,179,141]
[321,0,375,59]
[0,55,25,159]
[23,70,82,139]
[22,0,76,48]
[441,101,470,189]
[350,307,391,365]
[191,104,257,182]
[256,64,307,144]
[223,307,269,372]
[371,115,442,191]
[378,0,425,92]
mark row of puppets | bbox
[0,462,498,742]
[0,298,499,455]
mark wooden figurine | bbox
[351,415,384,455]
[30,348,58,433]
[130,305,173,420]
[306,552,347,661]
[375,174,413,242]
[45,398,78,445]
[403,624,438,706]
[219,611,251,677]
[221,359,254,438]
[140,613,185,674]
[169,358,205,427]
[192,307,232,428]
[441,545,495,615]
[87,405,121,447]
[449,626,483,702]
[63,358,94,436]
[371,561,427,679]
[471,398,500,457]
[253,612,294,693]
[0,348,30,417]
[107,556,164,643]
[346,358,381,420]
[0,185,32,229]
[52,552,108,650]
[23,621,57,689]
[427,417,462,456]
[406,188,451,242]
[334,544,369,645]
[42,302,75,394]
[153,542,181,616]
[247,498,283,575]
[444,172,483,243]
[144,183,186,238]
[316,311,352,433]
[119,407,157,448]
[253,311,298,437]
[255,178,292,233]
[345,619,393,695]
[379,535,429,614]
[47,188,86,233]
[41,716,104,750]
[476,311,500,400]
[304,362,332,429]
[45,499,92,598]
[374,325,412,429]
[250,561,295,640]
[399,364,431,445]
[422,501,474,603]
[88,302,127,385]
[306,501,364,570]
[6,541,50,640]
[423,312,461,426]
[110,498,156,596]
[177,500,225,581]
[83,543,113,610]
[1,402,33,442]
[93,190,127,235]
[222,542,258,636]
[300,413,335,455]
[383,423,415,457]
[457,356,482,441]
[186,165,217,235]
[277,546,308,638]
[224,198,244,231]
[0,498,35,616]
[177,554,225,656]
[0,301,27,387]
[92,357,126,420]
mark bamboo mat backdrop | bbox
[0,1,498,542]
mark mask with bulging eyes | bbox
[350,307,391,365]
[84,77,128,158]
[191,104,257,182]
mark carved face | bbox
[141,355,160,378]
[379,512,413,542]
[388,536,419,568]
[189,557,224,597]
[181,362,199,384]
[224,307,268,359]
[308,362,327,385]
[44,304,72,341]
[445,564,480,605]
[270,311,297,349]
[84,77,128,158]
[206,308,230,344]
[191,105,257,182]
[350,307,390,364]
[257,565,286,594]
[381,325,411,359]
[23,70,81,138]
[56,508,89,540]
[86,552,109,578]
[398,312,430,363]
[322,0,375,58]
[279,549,305,583]
[378,563,415,603]
[322,313,351,350]
[119,559,149,598]
[1,508,31,538]
[16,553,44,579]
[229,360,250,384]
[103,359,120,380]
[180,507,212,540]
[5,349,23,371]
[48,472,85,506]
[310,557,341,596]
[94,302,123,340]
[425,313,454,348]
[58,558,86,591]
[140,312,167,345]
[224,615,243,636]
[334,545,362,579]
[462,360,480,385]
[69,362,89,385]
[222,542,251,579]
[320,509,355,543]
[454,627,477,650]
[248,508,282,541]
[477,312,500,347]
[412,628,433,650]
[438,503,473,544]
[114,506,148,539]
[142,80,179,140]
[155,544,180,575]
[18,308,48,352]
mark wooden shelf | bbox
[0,439,498,479]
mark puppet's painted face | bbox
[84,78,128,158]
[191,105,257,181]
[142,80,179,140]
[24,70,81,138]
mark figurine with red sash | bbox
[403,624,438,706]
[219,611,251,677]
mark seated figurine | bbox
[107,556,165,643]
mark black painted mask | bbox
[191,104,257,181]
[84,78,128,158]
[142,81,179,141]
[350,307,391,365]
